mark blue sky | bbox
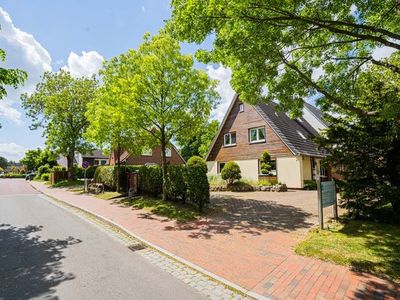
[0,1,234,161]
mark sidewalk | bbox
[31,181,400,300]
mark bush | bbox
[258,179,272,186]
[186,156,209,212]
[166,165,187,202]
[74,166,85,178]
[304,179,317,190]
[41,173,50,181]
[37,164,50,177]
[138,165,163,196]
[51,165,67,172]
[94,166,115,189]
[85,166,98,178]
[3,173,25,178]
[221,161,241,185]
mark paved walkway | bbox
[31,182,400,300]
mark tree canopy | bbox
[21,70,97,178]
[0,156,7,170]
[20,148,57,171]
[98,32,219,199]
[169,0,400,119]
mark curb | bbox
[29,182,268,300]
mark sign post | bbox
[82,161,89,193]
[317,179,338,229]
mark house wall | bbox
[302,156,312,181]
[276,156,304,188]
[110,146,185,166]
[207,99,293,162]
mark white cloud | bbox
[63,51,104,78]
[0,7,52,125]
[206,64,235,121]
[0,142,27,161]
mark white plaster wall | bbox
[277,156,304,188]
[207,161,218,175]
[235,159,259,181]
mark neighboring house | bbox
[57,150,109,168]
[109,145,185,166]
[206,94,328,189]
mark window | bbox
[141,147,153,156]
[161,148,172,157]
[249,127,266,143]
[224,132,236,146]
[94,159,107,166]
[218,162,226,174]
[239,103,244,112]
[258,160,277,176]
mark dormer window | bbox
[224,132,236,147]
[239,103,244,112]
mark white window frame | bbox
[239,103,244,112]
[141,148,153,156]
[249,127,266,144]
[162,148,172,157]
[223,132,236,147]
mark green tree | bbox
[169,0,400,119]
[221,161,242,185]
[1,36,27,127]
[20,149,41,171]
[317,58,400,214]
[180,120,219,160]
[85,80,139,192]
[101,32,218,201]
[21,70,97,179]
[0,156,8,170]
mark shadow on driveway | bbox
[0,224,81,300]
[164,195,314,239]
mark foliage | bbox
[21,70,97,179]
[221,161,242,185]
[259,151,272,175]
[73,166,85,179]
[136,166,163,196]
[41,173,50,181]
[166,165,187,202]
[94,166,115,189]
[186,156,209,212]
[37,164,50,177]
[51,180,83,188]
[0,156,7,169]
[258,179,273,187]
[208,175,225,187]
[51,165,67,172]
[99,32,218,200]
[180,120,219,160]
[0,45,27,127]
[120,196,200,223]
[169,0,400,120]
[2,173,25,178]
[295,220,400,281]
[304,180,317,190]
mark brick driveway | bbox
[30,182,399,299]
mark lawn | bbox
[295,219,400,282]
[51,180,83,188]
[95,192,201,223]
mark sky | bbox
[0,1,235,161]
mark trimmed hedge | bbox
[41,173,50,181]
[2,173,26,178]
[93,157,209,211]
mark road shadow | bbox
[0,223,81,299]
[164,195,314,239]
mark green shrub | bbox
[228,181,254,192]
[3,173,26,178]
[51,165,67,172]
[260,151,273,175]
[258,179,272,186]
[41,173,50,181]
[208,174,225,187]
[85,165,98,178]
[73,166,85,178]
[138,165,162,196]
[186,156,209,212]
[221,161,241,185]
[304,179,317,190]
[37,164,50,177]
[94,166,116,189]
[166,165,187,202]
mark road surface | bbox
[0,179,206,300]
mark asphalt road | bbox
[0,179,206,300]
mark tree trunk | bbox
[67,152,74,180]
[161,127,167,201]
[116,144,121,193]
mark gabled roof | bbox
[206,94,326,160]
[254,102,326,157]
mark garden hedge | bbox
[93,156,209,211]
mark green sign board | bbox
[321,181,336,208]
